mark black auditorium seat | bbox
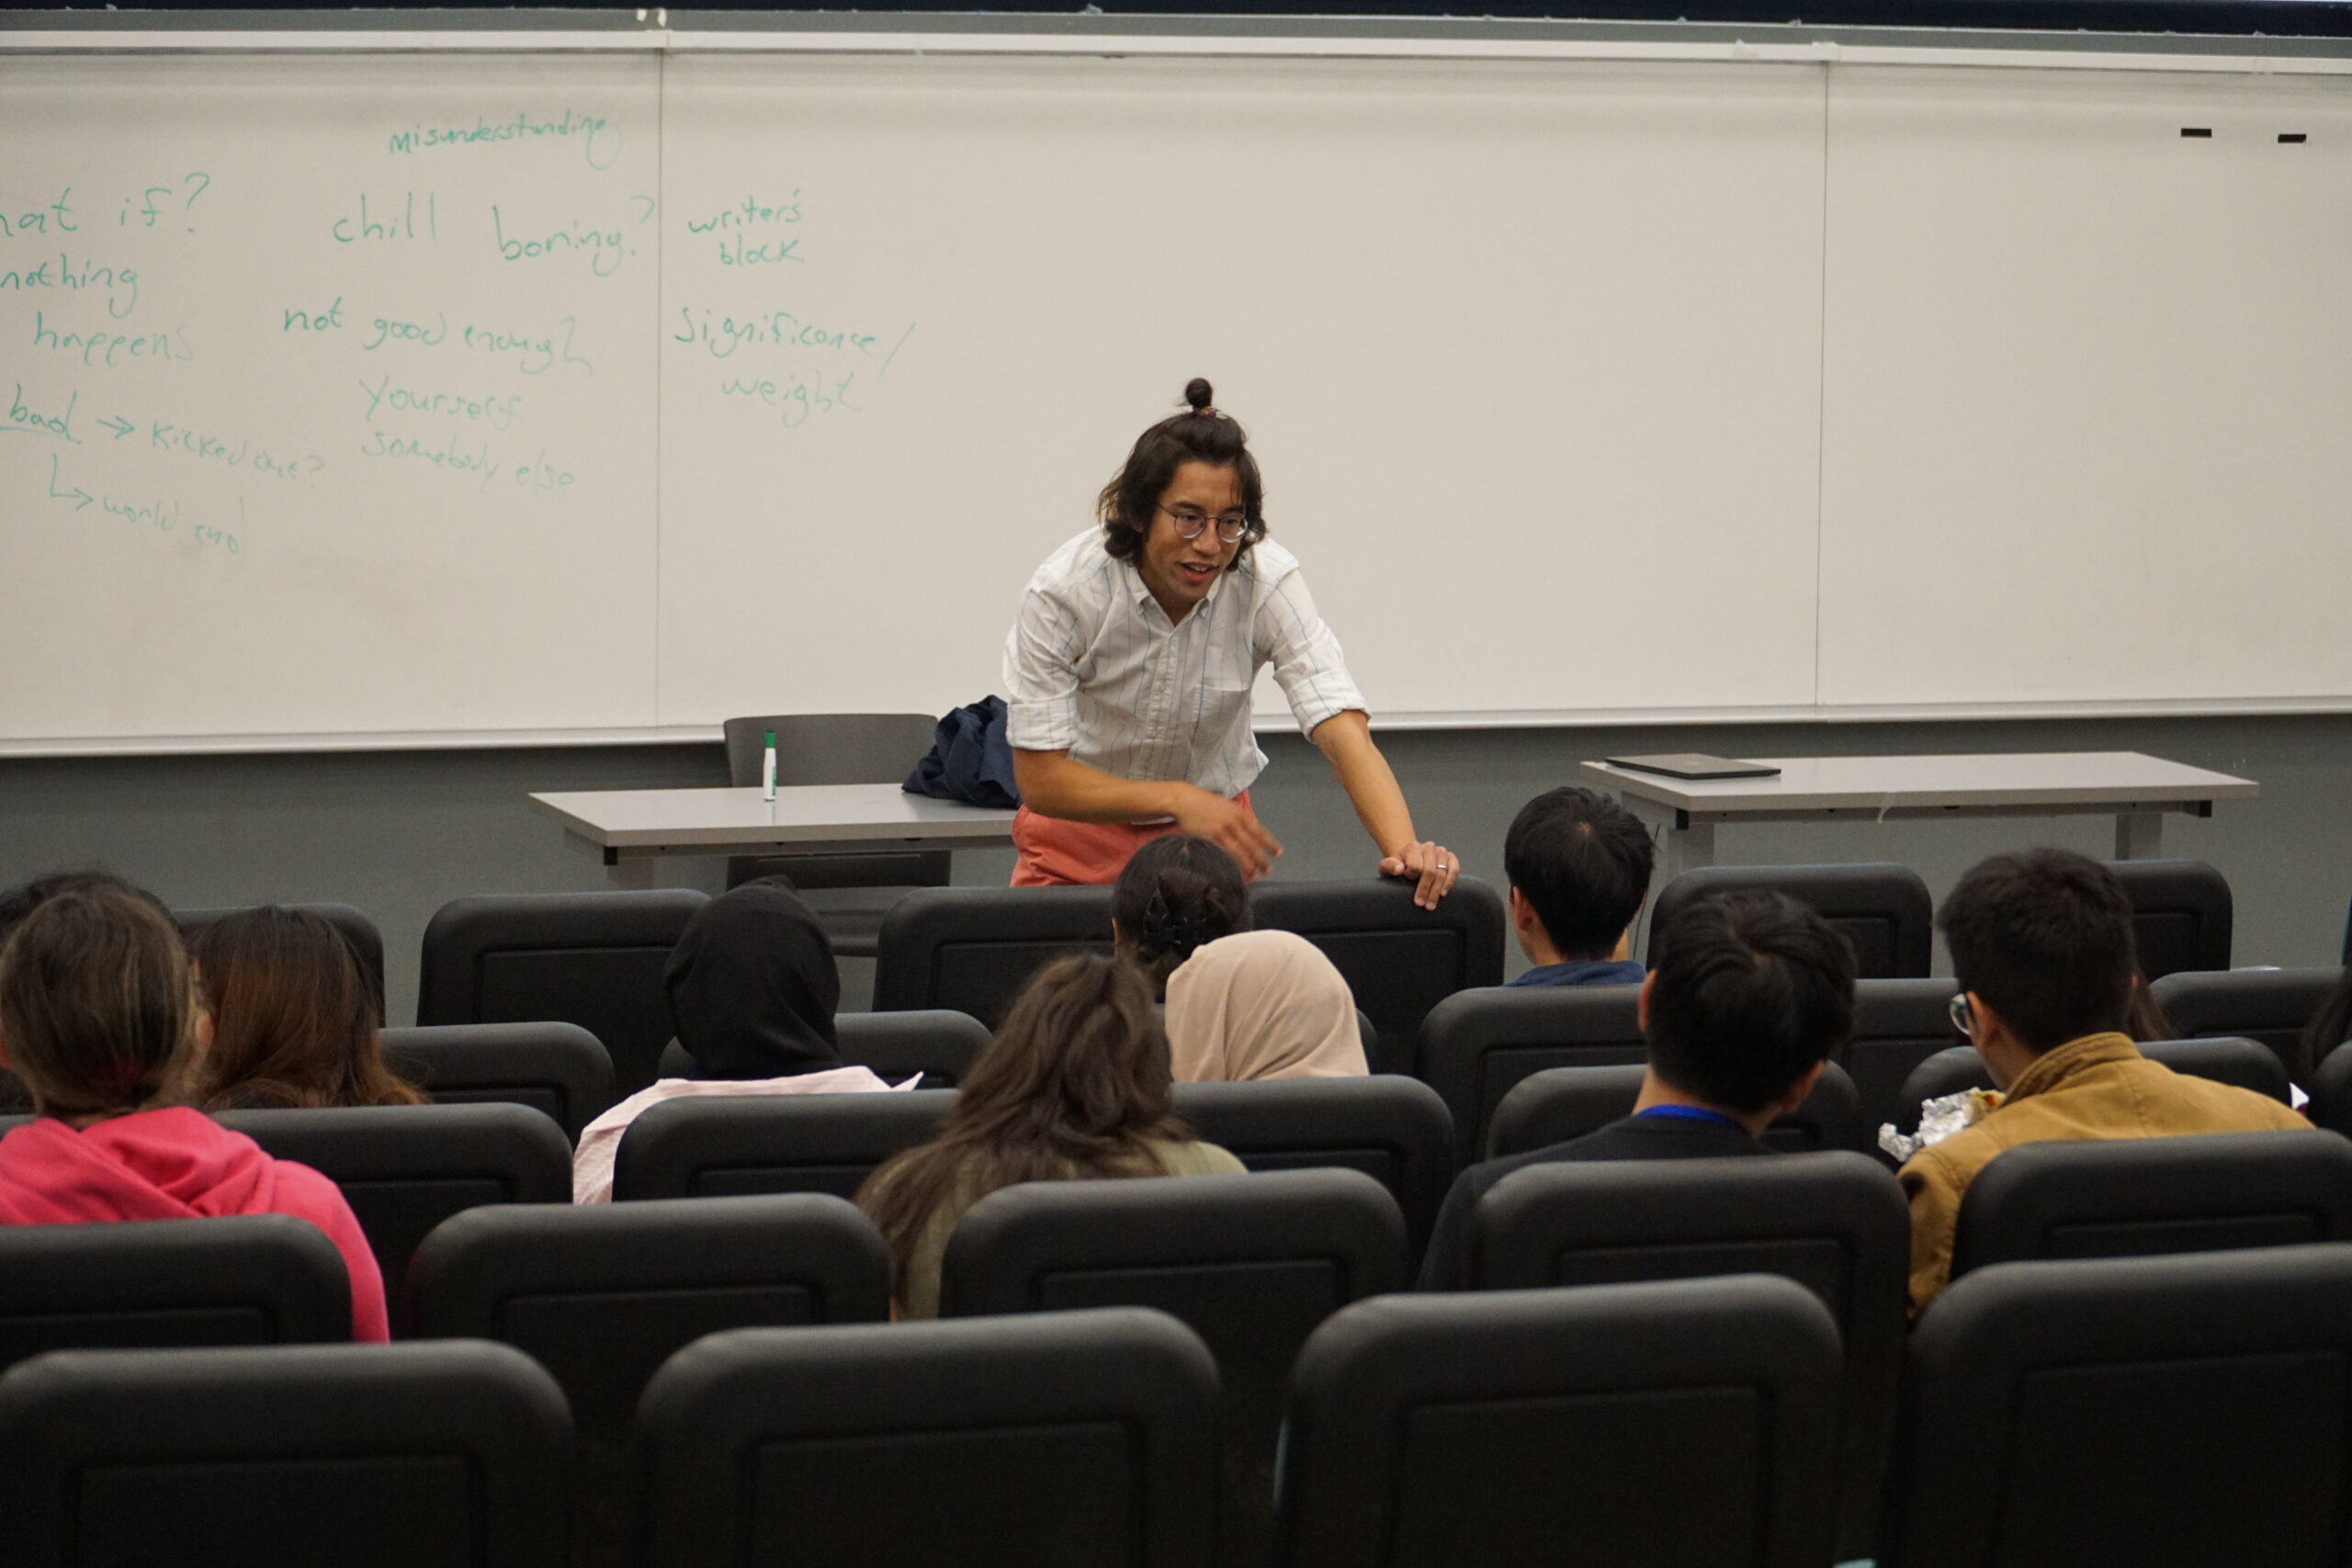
[408,1193,892,1564]
[1648,863,1933,978]
[1249,876,1507,1074]
[0,1339,570,1568]
[634,1309,1219,1568]
[1486,1059,1867,1159]
[218,1102,572,1313]
[941,1168,1407,1568]
[1946,1129,2352,1282]
[611,1088,954,1201]
[1882,1246,2352,1568]
[416,888,707,1096]
[1412,985,1645,1161]
[1277,1276,1843,1568]
[1172,1076,1455,1258]
[1464,1151,1906,1559]
[2104,859,2233,980]
[2147,965,2342,1080]
[0,1215,353,1376]
[381,1021,616,1141]
[871,886,1114,1027]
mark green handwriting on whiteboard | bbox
[358,428,575,497]
[718,368,860,430]
[359,310,593,376]
[491,206,628,276]
[1,254,139,320]
[388,110,619,171]
[358,374,524,433]
[43,451,240,555]
[671,305,896,361]
[333,192,438,244]
[29,311,192,367]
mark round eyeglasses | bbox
[1157,505,1252,545]
[1948,992,1975,1040]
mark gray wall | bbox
[2,712,2346,1024]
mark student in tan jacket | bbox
[1901,848,2309,1314]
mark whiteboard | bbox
[5,38,2351,751]
[0,54,662,741]
[657,55,1827,728]
[1817,66,2352,708]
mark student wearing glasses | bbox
[1002,378,1460,904]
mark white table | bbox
[529,784,1018,889]
[1580,751,2259,883]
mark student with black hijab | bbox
[664,880,843,1078]
[571,882,905,1201]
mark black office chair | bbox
[0,1216,352,1377]
[634,1309,1220,1568]
[409,1193,891,1565]
[1250,876,1507,1073]
[872,886,1115,1027]
[381,1021,616,1141]
[416,888,707,1097]
[1412,985,1645,1162]
[1648,863,1932,978]
[721,713,953,958]
[0,1339,571,1568]
[1894,1037,2292,1131]
[943,1169,1408,1568]
[2147,966,2343,1081]
[1464,1151,1905,1558]
[656,1008,992,1088]
[1883,1245,2352,1568]
[219,1103,573,1315]
[1173,1076,1455,1258]
[1946,1130,2352,1281]
[1277,1276,1844,1568]
[1849,977,1968,1135]
[611,1088,955,1201]
[175,901,388,1015]
[1485,1059,1867,1158]
[2106,859,2233,980]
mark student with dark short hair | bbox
[1901,848,2310,1313]
[1501,786,1655,987]
[1419,891,1857,1289]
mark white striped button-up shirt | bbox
[1003,528,1368,797]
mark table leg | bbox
[1621,798,1714,963]
[2114,813,2165,861]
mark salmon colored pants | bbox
[1010,791,1259,886]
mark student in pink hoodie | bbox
[0,881,388,1341]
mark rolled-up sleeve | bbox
[1003,586,1083,752]
[1255,568,1367,738]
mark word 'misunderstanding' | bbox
[387,109,620,172]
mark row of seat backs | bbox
[374,964,2346,1172]
[44,1027,2336,1325]
[398,853,2243,1099]
[414,877,1507,1090]
[15,1148,2352,1568]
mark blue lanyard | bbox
[1634,1104,1746,1133]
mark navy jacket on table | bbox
[1417,1110,1773,1290]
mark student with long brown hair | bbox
[189,906,424,1111]
[0,883,388,1340]
[856,953,1243,1317]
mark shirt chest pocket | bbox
[1185,669,1255,746]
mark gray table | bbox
[1580,750,2259,883]
[529,784,1017,889]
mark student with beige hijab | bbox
[1163,930,1368,1081]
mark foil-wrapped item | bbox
[1877,1087,2004,1163]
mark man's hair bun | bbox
[1183,378,1214,412]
